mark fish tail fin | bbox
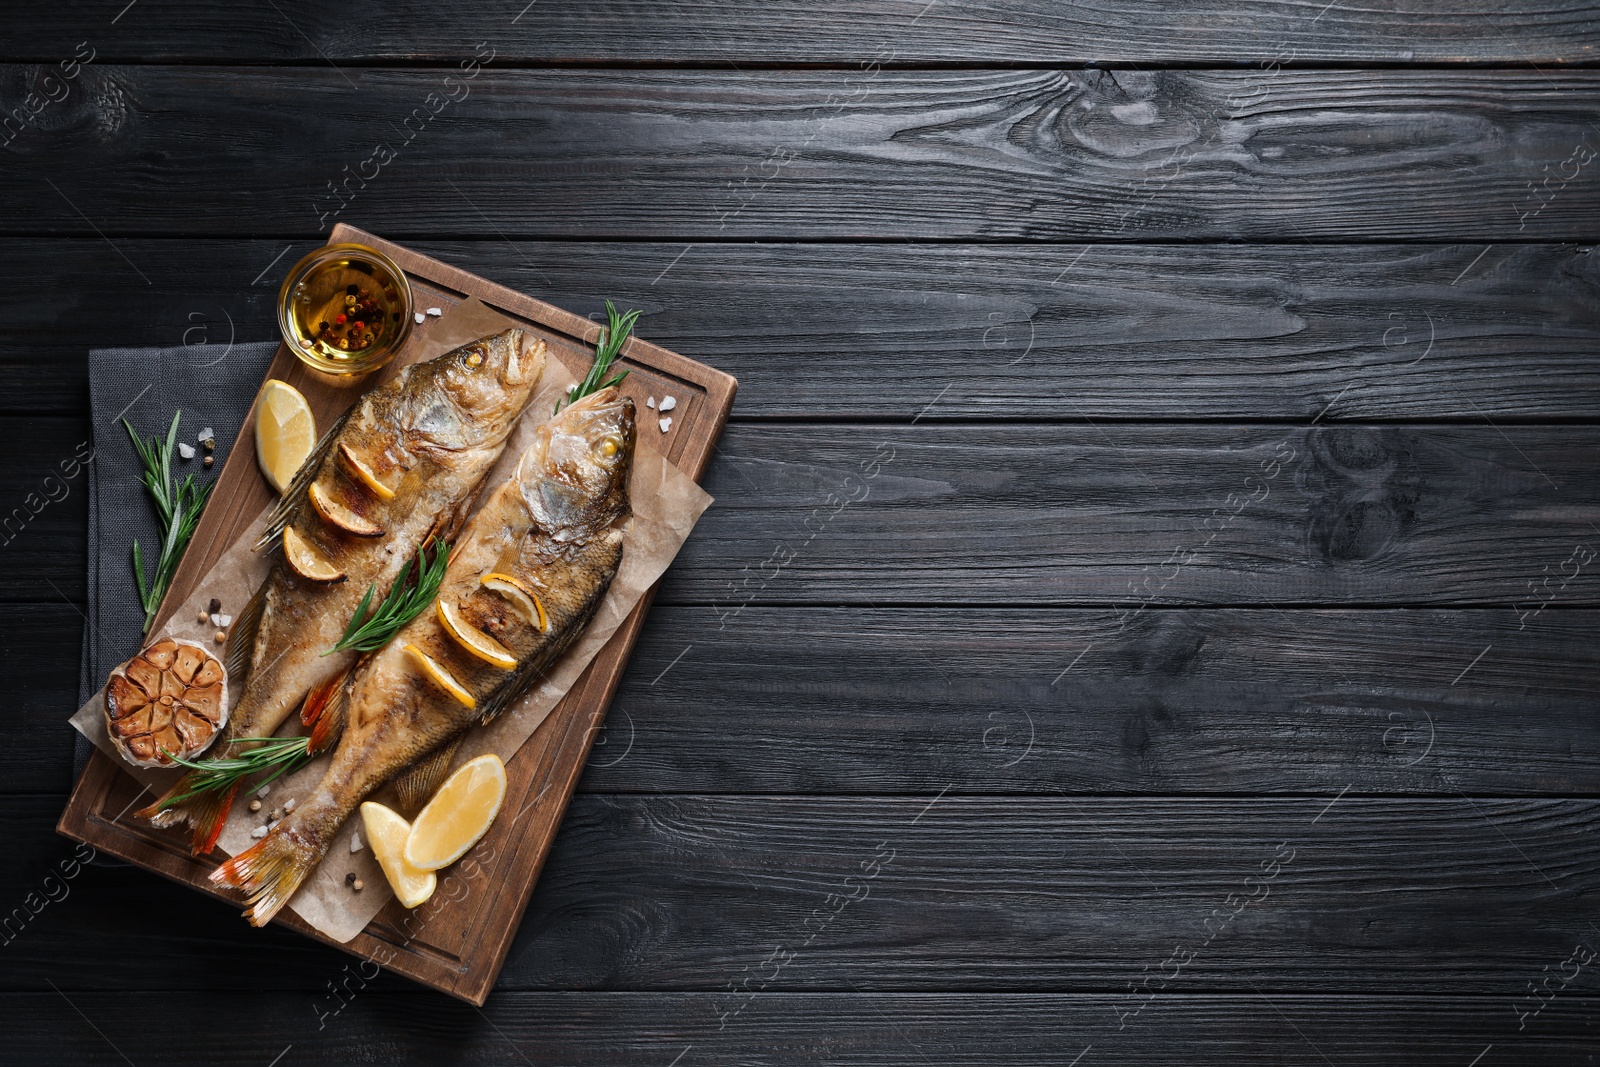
[209,820,319,927]
[137,776,241,856]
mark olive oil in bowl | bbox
[278,244,414,375]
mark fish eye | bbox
[597,436,620,457]
[466,350,483,368]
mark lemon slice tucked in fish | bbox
[404,754,507,871]
[360,801,436,909]
[404,643,476,707]
[339,442,397,501]
[436,599,518,669]
[480,572,547,632]
[281,525,346,583]
[308,480,383,537]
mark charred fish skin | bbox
[213,389,635,925]
[141,330,547,853]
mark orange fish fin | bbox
[299,670,344,729]
[138,776,240,857]
[210,824,314,927]
[307,679,350,755]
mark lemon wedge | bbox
[404,643,476,708]
[308,480,384,537]
[404,754,507,871]
[481,572,548,632]
[437,599,518,670]
[339,442,396,501]
[255,379,316,494]
[282,525,346,583]
[360,801,437,908]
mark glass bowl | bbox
[277,243,414,375]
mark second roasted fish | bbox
[213,387,635,925]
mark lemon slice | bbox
[308,480,384,537]
[255,379,316,494]
[404,754,507,871]
[437,599,518,670]
[282,525,346,583]
[339,442,396,501]
[404,643,476,708]
[360,801,437,908]
[481,572,548,632]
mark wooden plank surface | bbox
[5,1,1599,64]
[15,794,1600,994]
[4,240,1599,421]
[3,991,1595,1065]
[4,0,1599,1059]
[13,606,1598,798]
[6,69,1600,240]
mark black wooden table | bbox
[3,4,1599,1064]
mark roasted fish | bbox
[213,387,635,925]
[142,329,547,853]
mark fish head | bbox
[519,387,635,530]
[423,328,546,449]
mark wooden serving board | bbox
[57,224,736,1005]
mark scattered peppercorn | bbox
[197,610,209,624]
[208,598,221,614]
[249,799,262,813]
[214,629,226,643]
[204,454,215,468]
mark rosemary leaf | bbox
[158,736,313,809]
[125,412,214,633]
[557,299,640,414]
[326,540,450,655]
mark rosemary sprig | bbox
[557,299,640,413]
[157,736,313,810]
[325,540,450,655]
[125,411,213,633]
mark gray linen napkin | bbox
[75,341,278,774]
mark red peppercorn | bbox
[352,321,365,332]
[335,314,347,325]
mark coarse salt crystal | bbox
[284,797,296,813]
[251,825,268,839]
[177,442,195,460]
[414,312,426,324]
[197,427,214,442]
[426,307,442,317]
[647,397,656,409]
[659,396,677,412]
[659,417,672,433]
[350,832,363,853]
[256,784,271,798]
[217,613,232,627]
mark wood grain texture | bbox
[4,68,1599,239]
[16,793,1600,993]
[5,2,1600,64]
[1,991,1596,1065]
[670,423,1600,607]
[4,239,1599,420]
[12,419,1598,607]
[14,605,1600,797]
